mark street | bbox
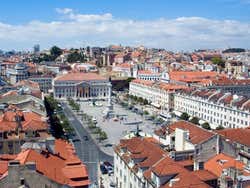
[61,103,113,186]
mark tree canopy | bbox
[50,46,62,59]
[67,51,85,63]
[222,48,245,53]
[180,112,190,121]
[190,117,199,125]
[201,122,211,130]
[211,57,225,68]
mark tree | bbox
[211,57,225,68]
[202,122,211,130]
[190,117,199,125]
[67,51,85,63]
[180,112,189,121]
[222,48,245,53]
[143,99,149,105]
[99,131,108,141]
[216,125,224,130]
[50,46,62,60]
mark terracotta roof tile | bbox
[216,128,250,146]
[205,153,246,177]
[158,121,215,145]
[54,72,107,82]
[13,139,90,187]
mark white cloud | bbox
[0,9,249,51]
[55,8,73,14]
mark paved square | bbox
[79,101,158,147]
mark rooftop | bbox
[155,121,215,145]
[54,72,107,82]
[216,128,250,147]
[0,139,90,187]
[205,153,248,177]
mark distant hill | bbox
[222,48,245,53]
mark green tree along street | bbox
[44,96,74,139]
[216,125,224,130]
[128,94,149,105]
[190,117,199,125]
[82,112,108,142]
[68,98,80,111]
[201,122,211,130]
[180,112,190,121]
[99,131,108,141]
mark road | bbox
[61,103,113,186]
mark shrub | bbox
[99,131,108,140]
[190,117,199,125]
[202,122,211,130]
[216,125,224,130]
[180,112,189,121]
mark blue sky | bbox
[0,0,249,50]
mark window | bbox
[195,148,199,155]
[199,162,204,170]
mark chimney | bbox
[45,137,55,154]
[8,161,21,183]
[169,178,180,187]
[15,114,23,132]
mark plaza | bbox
[79,100,159,155]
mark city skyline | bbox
[0,0,250,51]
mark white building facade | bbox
[53,72,111,100]
[174,89,250,129]
[129,79,186,113]
[7,63,29,85]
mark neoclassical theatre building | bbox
[53,72,111,100]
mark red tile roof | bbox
[13,139,90,187]
[0,161,8,177]
[169,71,225,83]
[116,137,216,188]
[138,70,160,75]
[205,153,247,177]
[191,170,218,181]
[131,79,154,86]
[155,121,215,145]
[118,137,165,169]
[163,171,212,188]
[0,107,48,133]
[54,72,107,82]
[216,128,250,146]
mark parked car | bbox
[110,181,116,187]
[104,143,113,147]
[72,138,81,142]
[107,166,114,176]
[103,161,113,167]
[100,164,108,174]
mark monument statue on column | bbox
[103,83,114,118]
